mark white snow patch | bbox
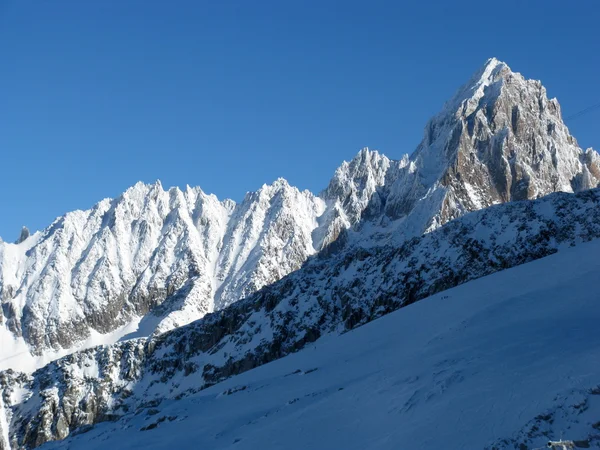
[0,318,141,373]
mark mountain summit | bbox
[381,57,600,230]
[435,57,599,207]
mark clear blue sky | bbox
[1,0,598,241]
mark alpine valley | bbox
[1,58,599,450]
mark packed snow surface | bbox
[43,238,600,450]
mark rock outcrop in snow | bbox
[13,229,29,246]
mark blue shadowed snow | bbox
[43,239,600,450]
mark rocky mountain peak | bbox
[2,58,600,449]
[405,58,600,228]
[321,147,395,221]
[442,57,510,118]
[324,147,390,191]
[256,177,295,199]
[13,227,30,245]
[311,147,401,249]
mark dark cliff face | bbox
[0,340,147,450]
[13,228,30,246]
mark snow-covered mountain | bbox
[0,181,327,371]
[3,186,600,450]
[1,57,599,449]
[1,58,597,374]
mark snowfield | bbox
[42,238,600,450]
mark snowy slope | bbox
[40,236,600,450]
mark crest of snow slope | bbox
[36,232,600,450]
[3,188,600,449]
[2,57,599,375]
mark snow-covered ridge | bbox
[1,57,599,375]
[0,179,327,364]
[0,158,385,371]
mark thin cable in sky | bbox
[565,101,600,121]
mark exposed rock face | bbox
[440,58,599,210]
[4,188,600,449]
[0,340,145,450]
[13,229,29,246]
[382,58,600,232]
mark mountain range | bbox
[1,57,599,449]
